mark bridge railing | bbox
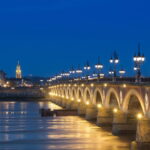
[50,77,150,86]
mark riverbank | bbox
[0,98,51,101]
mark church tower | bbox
[16,61,22,79]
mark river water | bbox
[0,101,133,150]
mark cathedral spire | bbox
[16,61,22,79]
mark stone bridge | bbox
[48,81,150,149]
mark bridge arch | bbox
[66,87,70,98]
[77,87,83,101]
[123,89,145,114]
[105,88,120,108]
[84,87,92,103]
[71,88,77,100]
[93,88,103,105]
[63,89,66,97]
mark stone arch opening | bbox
[72,89,76,99]
[109,93,119,108]
[85,90,91,102]
[63,90,66,97]
[78,90,82,99]
[67,89,70,98]
[121,90,146,134]
[123,89,145,115]
[95,91,102,104]
[128,95,143,115]
[105,88,120,109]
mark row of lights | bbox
[49,91,143,120]
[49,83,127,89]
[49,44,145,83]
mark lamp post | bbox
[108,67,114,77]
[95,57,103,80]
[133,43,145,82]
[76,65,83,81]
[84,61,91,80]
[109,51,119,81]
[69,67,76,81]
[119,67,126,78]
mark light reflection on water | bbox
[0,101,132,150]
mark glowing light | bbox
[137,113,143,120]
[104,83,107,87]
[71,97,74,101]
[113,108,118,113]
[91,83,94,87]
[97,104,102,108]
[123,84,127,88]
[74,84,77,87]
[81,84,84,87]
[77,99,81,103]
[86,101,89,105]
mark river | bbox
[0,101,134,150]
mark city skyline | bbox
[0,0,150,77]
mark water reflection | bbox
[0,101,131,150]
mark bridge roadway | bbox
[48,79,150,150]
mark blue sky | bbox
[0,0,150,77]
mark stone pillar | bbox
[136,117,150,149]
[85,105,97,121]
[70,101,78,110]
[53,98,58,104]
[65,100,72,110]
[78,102,86,116]
[112,111,136,135]
[56,98,62,105]
[96,107,113,126]
[60,99,66,108]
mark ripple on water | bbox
[0,101,132,150]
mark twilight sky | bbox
[0,0,150,77]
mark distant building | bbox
[16,61,22,79]
[0,70,6,86]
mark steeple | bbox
[16,61,22,79]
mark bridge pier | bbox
[69,101,78,110]
[53,98,61,105]
[112,111,136,135]
[85,105,97,121]
[78,102,86,116]
[97,108,113,126]
[136,117,150,150]
[61,99,67,108]
[51,99,59,104]
[65,100,72,109]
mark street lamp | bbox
[109,51,119,80]
[69,66,76,81]
[92,71,97,77]
[133,43,145,82]
[76,65,83,80]
[84,61,91,80]
[119,67,126,78]
[69,66,76,74]
[95,57,103,80]
[108,67,114,77]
